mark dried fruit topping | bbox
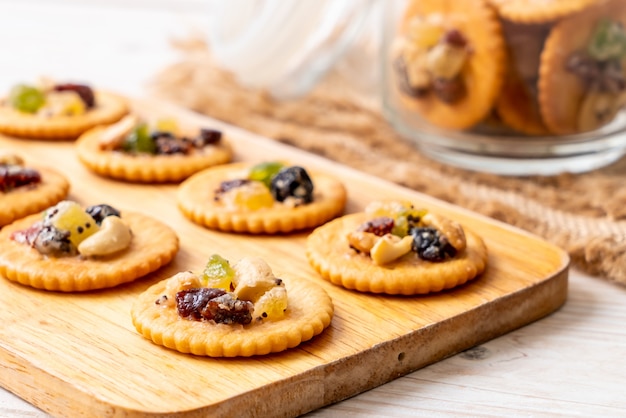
[85,204,121,226]
[202,254,236,291]
[8,84,46,113]
[53,83,95,108]
[253,286,288,321]
[215,179,251,197]
[411,226,457,262]
[176,288,253,325]
[248,161,285,188]
[195,129,222,147]
[11,201,131,257]
[357,217,395,237]
[153,132,192,155]
[270,166,314,204]
[0,164,41,192]
[587,18,626,62]
[123,123,156,154]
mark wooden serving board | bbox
[0,99,569,418]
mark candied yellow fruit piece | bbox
[254,286,288,321]
[407,17,444,49]
[155,117,179,134]
[46,201,99,247]
[228,181,274,210]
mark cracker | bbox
[0,211,179,291]
[488,0,596,24]
[538,0,626,134]
[496,70,551,136]
[0,166,70,227]
[131,272,333,357]
[177,162,347,234]
[0,91,128,140]
[76,125,233,183]
[396,0,506,130]
[306,213,488,295]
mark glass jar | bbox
[381,0,626,175]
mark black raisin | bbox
[411,227,457,262]
[85,204,121,225]
[270,166,314,204]
[33,225,74,256]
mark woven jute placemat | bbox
[149,40,626,286]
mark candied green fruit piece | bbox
[248,161,285,188]
[254,286,288,321]
[46,201,99,247]
[202,254,235,291]
[9,84,46,113]
[123,123,156,154]
[588,18,626,61]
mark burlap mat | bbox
[149,39,626,286]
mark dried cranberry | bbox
[176,288,226,320]
[358,217,394,236]
[215,179,250,199]
[54,83,95,108]
[154,135,191,155]
[11,221,44,246]
[393,57,429,98]
[432,77,466,104]
[442,29,468,48]
[0,165,41,192]
[176,288,253,325]
[194,129,222,147]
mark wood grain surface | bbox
[0,99,569,418]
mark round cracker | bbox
[0,166,70,227]
[76,126,233,183]
[488,0,596,24]
[306,213,488,295]
[177,162,347,234]
[538,0,626,135]
[0,211,179,291]
[131,273,333,357]
[0,91,129,140]
[396,0,506,130]
[496,70,551,135]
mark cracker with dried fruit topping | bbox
[76,114,233,183]
[131,255,333,357]
[0,200,178,291]
[0,79,128,140]
[0,152,70,227]
[306,201,488,295]
[392,0,506,130]
[538,0,626,135]
[177,161,347,234]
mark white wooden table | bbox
[1,1,626,416]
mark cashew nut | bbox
[347,230,379,254]
[233,257,281,302]
[158,271,201,307]
[0,152,24,166]
[426,43,468,80]
[98,114,139,150]
[77,215,132,256]
[421,213,466,251]
[370,234,413,266]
